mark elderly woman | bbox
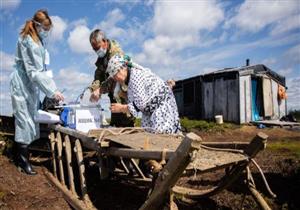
[108,54,181,134]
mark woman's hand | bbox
[54,91,64,102]
[110,103,128,113]
[90,88,101,102]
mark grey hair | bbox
[89,29,107,43]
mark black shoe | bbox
[17,143,37,175]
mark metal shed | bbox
[173,64,287,124]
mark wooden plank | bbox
[87,127,145,138]
[186,149,247,172]
[203,82,213,119]
[104,132,183,151]
[50,125,99,151]
[44,170,96,210]
[227,78,239,122]
[139,133,202,210]
[263,77,273,117]
[271,79,279,120]
[251,120,300,127]
[214,78,227,119]
[249,185,272,210]
[202,142,249,150]
[104,147,174,160]
[239,76,252,123]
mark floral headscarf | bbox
[107,54,132,78]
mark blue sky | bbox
[1,0,299,117]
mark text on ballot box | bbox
[75,108,102,133]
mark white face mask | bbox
[96,47,107,58]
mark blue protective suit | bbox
[10,35,58,145]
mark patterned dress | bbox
[127,65,181,134]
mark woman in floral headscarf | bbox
[108,54,181,134]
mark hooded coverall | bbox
[10,35,58,145]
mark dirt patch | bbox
[0,125,299,209]
[0,156,70,210]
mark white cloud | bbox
[69,18,88,28]
[136,1,224,67]
[56,67,92,87]
[178,32,300,78]
[0,51,14,115]
[67,24,93,54]
[271,14,300,36]
[96,8,126,39]
[286,77,300,110]
[0,0,21,11]
[0,51,14,71]
[277,68,293,76]
[135,35,184,66]
[50,16,67,42]
[227,0,299,33]
[54,67,93,103]
[0,92,12,116]
[283,44,300,66]
[153,1,224,36]
[261,58,277,66]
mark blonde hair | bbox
[20,9,52,43]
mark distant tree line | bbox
[288,109,300,122]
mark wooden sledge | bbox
[45,125,274,210]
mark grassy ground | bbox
[179,117,240,132]
[268,139,300,158]
[134,117,240,132]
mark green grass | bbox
[180,117,239,132]
[135,117,239,132]
[268,140,300,158]
[134,118,142,127]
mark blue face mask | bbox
[96,47,107,58]
[38,28,49,41]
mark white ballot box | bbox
[74,107,102,133]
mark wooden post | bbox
[49,132,57,178]
[64,135,76,194]
[139,133,201,210]
[74,139,89,202]
[244,132,268,158]
[249,185,272,210]
[44,170,96,210]
[56,132,65,185]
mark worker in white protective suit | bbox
[10,9,64,175]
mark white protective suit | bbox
[10,35,58,145]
